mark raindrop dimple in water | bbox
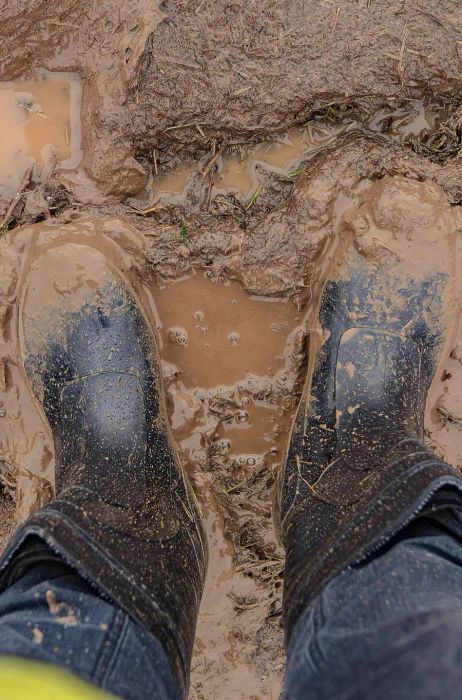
[167,326,188,346]
[235,410,249,424]
[246,456,256,466]
[227,331,240,346]
[193,310,205,323]
[241,396,250,407]
[217,439,231,453]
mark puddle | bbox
[210,124,346,200]
[153,273,300,387]
[0,71,82,198]
[148,123,347,205]
[143,99,441,210]
[368,99,440,139]
[150,166,197,203]
[150,271,301,698]
[150,272,302,695]
[152,272,301,510]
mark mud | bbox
[2,169,462,699]
[0,72,81,199]
[0,1,461,204]
[1,0,462,698]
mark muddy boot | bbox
[0,243,207,698]
[280,178,462,642]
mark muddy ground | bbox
[1,1,462,698]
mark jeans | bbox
[284,513,462,699]
[0,515,462,699]
[0,560,178,700]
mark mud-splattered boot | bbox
[0,242,207,698]
[280,177,462,641]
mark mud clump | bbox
[132,0,462,161]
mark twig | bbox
[164,122,207,133]
[415,6,444,27]
[15,100,51,120]
[1,167,32,231]
[152,148,158,175]
[331,7,341,36]
[202,146,225,178]
[128,202,169,215]
[195,0,207,14]
[398,24,410,87]
[245,184,262,210]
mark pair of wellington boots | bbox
[1,238,461,697]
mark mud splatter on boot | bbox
[0,241,207,698]
[280,176,462,641]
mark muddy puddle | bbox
[148,124,348,206]
[151,273,302,696]
[151,274,304,698]
[0,72,82,201]
[154,272,301,470]
[136,99,441,210]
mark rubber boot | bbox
[280,240,462,642]
[0,243,207,698]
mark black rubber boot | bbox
[280,245,462,642]
[0,243,207,698]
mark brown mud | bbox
[0,72,81,200]
[1,1,462,698]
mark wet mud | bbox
[1,1,462,205]
[0,72,81,199]
[1,1,462,698]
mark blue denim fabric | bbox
[0,561,178,700]
[1,518,462,700]
[284,516,462,700]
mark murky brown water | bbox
[0,72,82,199]
[143,100,438,209]
[154,273,300,471]
[143,124,349,207]
[151,273,302,698]
[154,274,299,385]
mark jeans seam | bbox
[305,593,327,669]
[99,612,132,690]
[91,607,126,686]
